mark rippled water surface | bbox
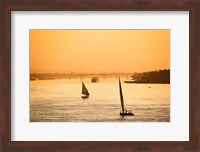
[30,78,170,122]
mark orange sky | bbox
[30,30,170,73]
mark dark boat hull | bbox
[120,112,134,116]
[81,95,89,99]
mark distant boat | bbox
[30,77,37,81]
[81,82,90,99]
[91,77,99,83]
[119,78,134,116]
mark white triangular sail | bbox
[82,82,90,96]
[119,78,125,112]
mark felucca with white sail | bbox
[119,78,134,116]
[81,82,90,99]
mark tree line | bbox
[131,69,170,83]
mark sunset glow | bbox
[30,30,170,73]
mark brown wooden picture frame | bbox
[0,0,200,151]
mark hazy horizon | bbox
[30,69,170,74]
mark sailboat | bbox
[81,82,90,99]
[119,78,134,116]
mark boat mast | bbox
[119,78,125,112]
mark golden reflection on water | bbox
[30,78,170,122]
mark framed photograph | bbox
[30,29,170,123]
[1,0,200,151]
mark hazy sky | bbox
[30,30,170,73]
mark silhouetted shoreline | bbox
[127,69,170,84]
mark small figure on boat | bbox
[81,81,90,99]
[118,78,134,116]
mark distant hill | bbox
[124,69,170,84]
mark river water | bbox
[30,78,170,122]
